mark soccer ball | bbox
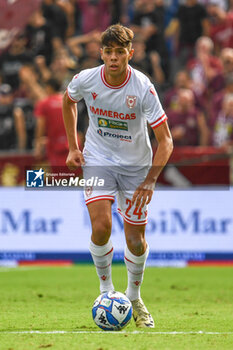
[92,291,132,331]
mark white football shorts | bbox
[83,160,149,226]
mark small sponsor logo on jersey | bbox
[126,95,137,109]
[74,74,79,79]
[98,118,128,131]
[98,118,108,127]
[91,92,98,100]
[97,129,132,142]
[97,128,103,136]
[150,87,156,96]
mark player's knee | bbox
[126,235,146,256]
[91,219,111,245]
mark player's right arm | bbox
[62,91,85,169]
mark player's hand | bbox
[66,149,85,170]
[132,179,156,209]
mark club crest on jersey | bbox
[126,95,137,109]
[85,186,93,197]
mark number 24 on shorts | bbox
[125,198,147,220]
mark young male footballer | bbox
[63,24,173,328]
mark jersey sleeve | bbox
[142,85,167,129]
[67,73,84,102]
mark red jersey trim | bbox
[150,114,167,129]
[85,195,115,205]
[101,66,131,89]
[117,209,148,226]
[66,89,78,103]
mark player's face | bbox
[101,43,134,79]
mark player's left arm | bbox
[132,121,173,208]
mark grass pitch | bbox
[0,265,233,350]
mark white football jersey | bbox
[67,65,167,170]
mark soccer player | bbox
[63,24,173,328]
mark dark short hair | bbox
[46,78,61,92]
[101,24,134,49]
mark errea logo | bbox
[91,92,98,100]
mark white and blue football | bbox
[92,291,132,331]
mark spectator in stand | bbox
[54,0,76,38]
[163,70,204,112]
[41,0,68,44]
[34,78,76,167]
[154,0,170,79]
[76,0,112,34]
[0,84,26,151]
[111,0,134,26]
[0,33,32,92]
[186,36,222,110]
[67,30,102,69]
[211,73,233,124]
[13,97,36,151]
[131,0,169,77]
[198,0,227,10]
[130,35,165,87]
[221,48,233,78]
[130,0,160,53]
[34,50,76,91]
[167,88,209,146]
[210,93,233,148]
[210,47,233,94]
[165,0,209,77]
[164,70,191,111]
[25,9,54,65]
[19,64,46,103]
[207,2,233,55]
[79,39,102,70]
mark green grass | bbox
[0,265,233,350]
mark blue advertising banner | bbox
[0,188,233,265]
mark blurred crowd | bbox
[0,0,233,166]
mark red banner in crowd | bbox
[159,147,231,186]
[0,0,42,53]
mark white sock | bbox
[89,240,114,294]
[124,245,149,301]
